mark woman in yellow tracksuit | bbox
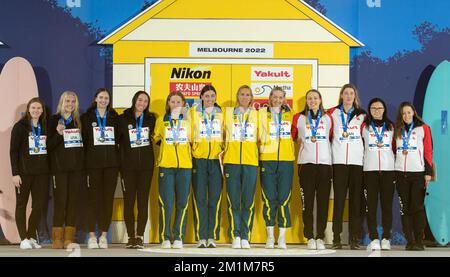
[191,85,224,248]
[259,86,295,250]
[223,85,259,249]
[154,92,192,249]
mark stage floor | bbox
[0,244,449,257]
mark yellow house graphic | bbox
[99,0,363,244]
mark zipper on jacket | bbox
[175,144,180,168]
[240,141,243,164]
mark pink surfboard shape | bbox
[0,57,39,243]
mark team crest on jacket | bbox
[92,122,97,127]
[225,173,229,178]
[160,173,164,178]
[128,124,133,130]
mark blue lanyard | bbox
[60,115,73,127]
[340,105,354,133]
[308,110,322,137]
[402,122,414,150]
[271,110,282,138]
[371,121,386,143]
[30,121,41,148]
[202,107,216,138]
[169,113,183,143]
[135,113,144,141]
[237,108,250,140]
[95,109,108,139]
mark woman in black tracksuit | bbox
[10,97,49,250]
[47,91,84,249]
[81,88,120,249]
[118,91,156,249]
[394,102,433,251]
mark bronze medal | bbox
[377,141,383,148]
[402,149,408,156]
[311,136,317,143]
[342,132,349,138]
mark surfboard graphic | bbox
[423,60,450,246]
[0,57,39,243]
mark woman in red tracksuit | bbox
[328,84,366,250]
[292,89,333,251]
[362,98,395,251]
[394,102,433,251]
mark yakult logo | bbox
[251,67,293,81]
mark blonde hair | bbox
[236,85,254,108]
[268,86,286,107]
[56,91,81,129]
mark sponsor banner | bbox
[251,83,293,98]
[252,99,293,110]
[170,66,212,80]
[169,82,211,97]
[190,43,274,58]
[251,67,293,81]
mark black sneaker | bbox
[331,242,342,249]
[135,237,144,249]
[413,243,425,251]
[350,240,361,250]
[126,238,135,249]
[405,242,415,251]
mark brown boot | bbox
[63,226,76,248]
[52,227,64,249]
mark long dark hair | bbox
[87,88,113,112]
[200,85,221,109]
[23,97,47,133]
[364,98,393,131]
[300,89,326,116]
[130,90,151,116]
[394,102,426,138]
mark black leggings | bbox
[52,172,82,227]
[121,169,153,238]
[299,164,332,240]
[363,171,395,240]
[332,165,363,242]
[15,174,48,240]
[396,171,426,243]
[87,168,118,232]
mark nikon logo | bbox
[171,68,211,79]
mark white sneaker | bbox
[316,239,326,250]
[87,237,99,249]
[207,239,216,248]
[241,239,251,249]
[173,240,183,249]
[161,240,171,249]
[232,237,241,249]
[98,236,108,249]
[381,238,391,250]
[367,239,381,251]
[277,238,287,249]
[20,239,32,250]
[197,239,207,248]
[265,235,275,249]
[277,227,287,249]
[29,238,42,249]
[307,238,317,250]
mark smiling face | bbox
[29,102,43,120]
[134,93,149,113]
[306,91,321,111]
[237,87,252,108]
[341,87,356,107]
[62,94,76,114]
[270,90,285,108]
[402,106,414,124]
[201,90,216,108]
[169,95,184,114]
[95,91,110,110]
[370,101,385,120]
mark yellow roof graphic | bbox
[98,0,363,47]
